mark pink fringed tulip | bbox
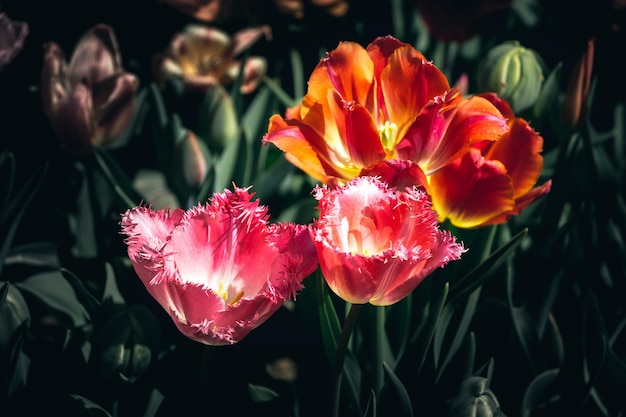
[120,185,318,345]
[310,176,465,306]
[40,24,138,156]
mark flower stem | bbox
[332,303,363,417]
[372,305,385,395]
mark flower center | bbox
[378,120,398,154]
[216,281,244,305]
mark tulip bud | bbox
[561,38,594,130]
[447,376,507,417]
[477,41,544,113]
[197,84,240,153]
[175,130,210,190]
[88,304,161,384]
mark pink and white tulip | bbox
[310,176,465,306]
[120,185,318,345]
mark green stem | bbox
[194,345,214,417]
[332,303,363,417]
[372,305,385,395]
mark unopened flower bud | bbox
[197,84,240,153]
[176,130,210,190]
[447,376,507,417]
[477,41,544,113]
[561,38,594,130]
[89,304,161,384]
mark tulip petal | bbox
[68,24,121,88]
[382,45,450,139]
[302,41,373,114]
[429,148,515,228]
[53,83,96,156]
[92,73,138,146]
[485,118,544,198]
[328,92,386,168]
[397,91,508,174]
[40,42,68,119]
[264,114,357,182]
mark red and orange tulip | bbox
[263,36,507,187]
[264,35,550,228]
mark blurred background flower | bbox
[0,12,28,72]
[40,24,138,156]
[153,24,270,94]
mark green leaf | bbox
[314,271,340,366]
[405,281,449,377]
[434,287,482,383]
[447,228,528,305]
[15,271,90,327]
[290,48,305,101]
[532,62,562,122]
[251,156,296,202]
[60,268,102,317]
[93,147,143,209]
[0,161,48,278]
[382,361,414,417]
[248,384,279,403]
[262,75,298,108]
[521,368,560,417]
[0,150,16,211]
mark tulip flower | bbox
[40,24,138,156]
[0,13,28,72]
[263,35,509,188]
[120,185,318,345]
[160,0,227,22]
[415,0,513,43]
[428,93,552,228]
[272,0,350,19]
[310,176,465,306]
[153,24,270,94]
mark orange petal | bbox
[485,117,544,198]
[429,148,514,228]
[302,40,373,112]
[263,114,352,182]
[382,45,449,138]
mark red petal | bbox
[486,117,544,198]
[429,148,515,228]
[397,91,508,174]
[328,92,386,167]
